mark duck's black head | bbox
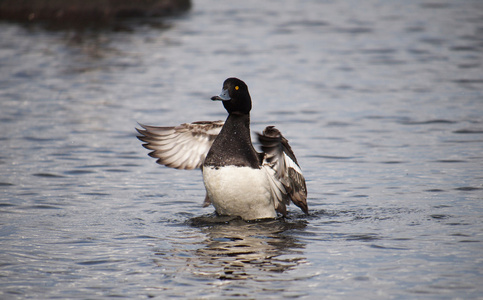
[211,77,252,115]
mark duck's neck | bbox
[204,113,260,168]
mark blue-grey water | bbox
[1,0,482,299]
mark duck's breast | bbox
[202,165,276,220]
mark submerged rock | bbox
[0,0,191,22]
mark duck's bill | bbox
[211,88,231,101]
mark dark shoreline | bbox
[0,0,191,22]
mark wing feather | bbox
[136,121,224,170]
[258,126,308,215]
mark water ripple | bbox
[0,0,482,299]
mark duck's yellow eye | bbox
[235,86,239,90]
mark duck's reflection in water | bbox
[189,216,307,280]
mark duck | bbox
[136,77,307,220]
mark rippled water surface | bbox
[1,0,483,298]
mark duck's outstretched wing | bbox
[258,126,308,216]
[136,121,224,170]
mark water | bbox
[1,0,482,298]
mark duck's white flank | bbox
[202,166,276,220]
